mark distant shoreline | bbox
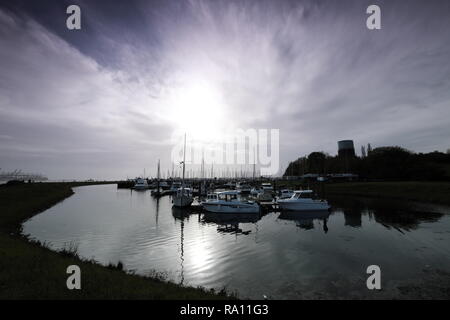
[322,181,450,206]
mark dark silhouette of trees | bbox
[284,146,450,181]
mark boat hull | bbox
[277,200,330,211]
[173,196,193,207]
[202,202,260,214]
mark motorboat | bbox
[133,178,148,190]
[257,183,274,201]
[202,191,260,214]
[277,190,330,211]
[173,187,193,207]
[236,181,252,194]
[278,189,294,199]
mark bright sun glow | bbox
[167,81,227,142]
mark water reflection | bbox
[278,210,330,233]
[155,197,160,226]
[202,212,261,236]
[21,185,450,299]
[171,207,193,285]
[328,196,445,231]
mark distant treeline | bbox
[284,146,450,181]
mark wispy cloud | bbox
[1,0,450,178]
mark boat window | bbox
[298,192,314,199]
[218,193,237,201]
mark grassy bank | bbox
[323,181,450,206]
[0,182,229,299]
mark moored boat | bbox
[133,178,148,190]
[172,134,193,208]
[173,187,193,207]
[202,191,260,213]
[277,190,330,211]
[278,189,294,199]
[236,181,252,194]
[256,183,274,201]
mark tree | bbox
[365,146,412,180]
[307,152,327,174]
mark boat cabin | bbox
[207,191,239,202]
[292,190,316,199]
[176,187,192,196]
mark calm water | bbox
[22,184,450,299]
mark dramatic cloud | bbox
[1,0,449,179]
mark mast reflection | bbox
[171,207,191,285]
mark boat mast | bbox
[157,159,160,194]
[181,133,186,198]
[253,145,256,181]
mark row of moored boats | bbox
[132,134,330,214]
[201,188,330,213]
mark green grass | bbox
[0,182,231,299]
[324,181,450,206]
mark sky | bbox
[0,0,449,180]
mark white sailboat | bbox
[173,134,193,208]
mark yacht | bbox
[133,178,148,190]
[277,190,330,211]
[202,191,260,214]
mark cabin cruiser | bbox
[173,187,193,207]
[278,189,294,199]
[202,191,260,214]
[277,190,330,211]
[257,183,274,201]
[133,178,148,190]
